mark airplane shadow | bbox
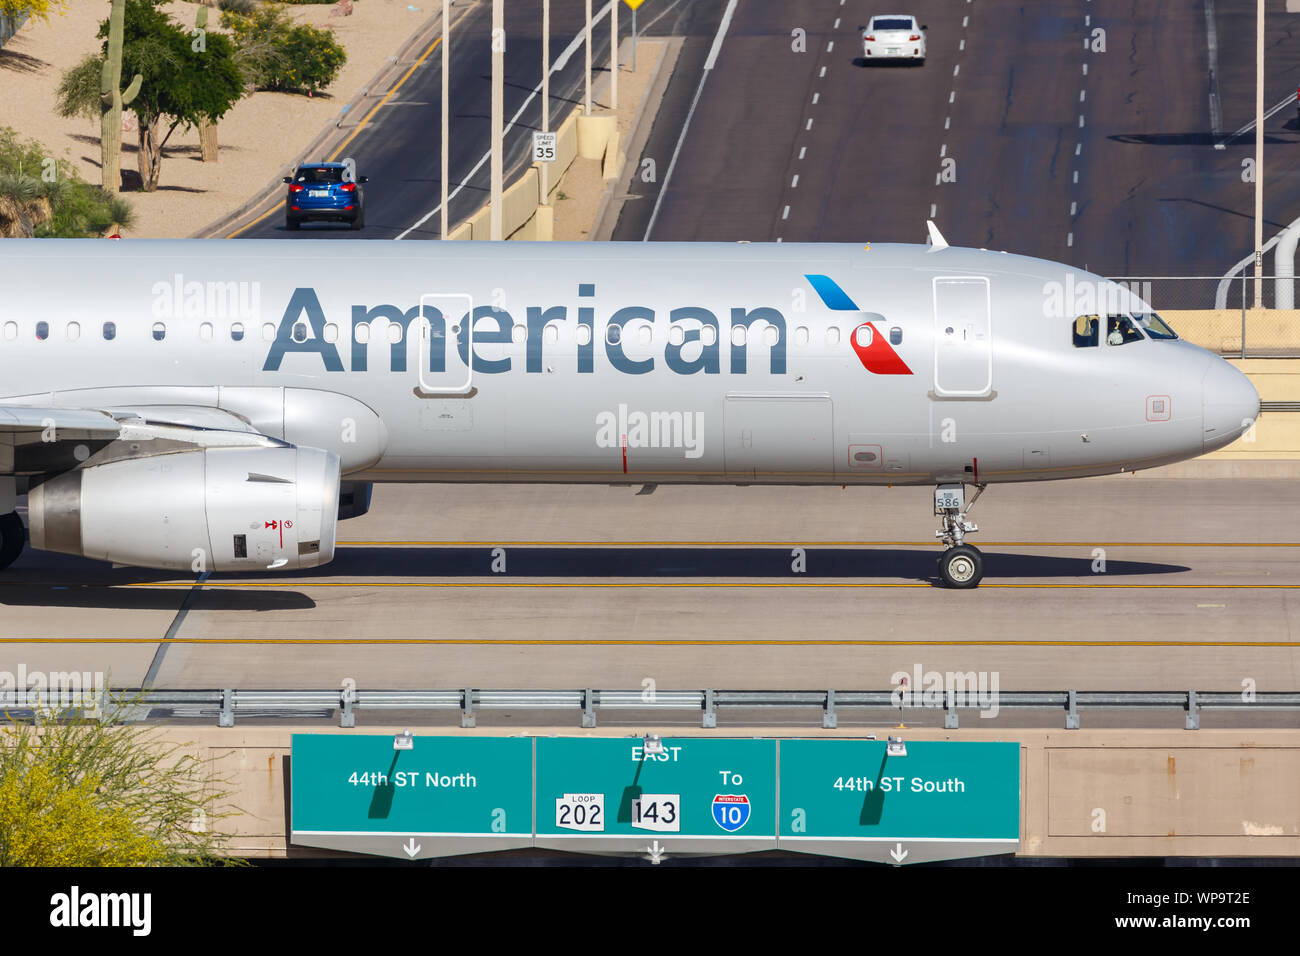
[1,547,1189,610]
[291,545,1189,585]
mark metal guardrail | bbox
[3,688,1299,730]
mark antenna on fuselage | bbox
[926,219,949,251]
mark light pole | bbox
[1254,0,1264,308]
[610,0,618,111]
[490,0,504,240]
[541,0,550,204]
[585,0,592,115]
[440,0,450,239]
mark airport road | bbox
[2,476,1299,704]
[230,0,724,241]
[621,0,1300,279]
[232,0,618,240]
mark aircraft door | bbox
[416,293,474,396]
[933,277,992,398]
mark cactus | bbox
[100,0,143,192]
[196,5,218,162]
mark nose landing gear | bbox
[935,483,985,588]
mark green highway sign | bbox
[290,734,534,859]
[288,734,1020,863]
[534,737,778,855]
[778,740,1021,863]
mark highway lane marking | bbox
[791,174,799,188]
[798,146,806,159]
[2,638,1295,648]
[1215,91,1296,149]
[222,2,478,240]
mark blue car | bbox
[283,162,368,230]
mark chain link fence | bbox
[1109,275,1300,357]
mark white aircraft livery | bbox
[0,233,1259,587]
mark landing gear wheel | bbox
[0,512,26,571]
[939,545,983,589]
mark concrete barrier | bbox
[1164,309,1300,356]
[143,724,1300,860]
[447,105,621,242]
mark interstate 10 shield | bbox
[711,794,751,832]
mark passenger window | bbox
[575,324,592,346]
[512,324,527,344]
[152,322,166,341]
[1106,314,1144,346]
[66,321,80,341]
[669,325,686,346]
[385,323,401,344]
[701,325,717,346]
[3,322,15,341]
[890,327,903,345]
[854,325,873,347]
[231,322,245,341]
[795,326,809,347]
[762,325,778,347]
[731,325,746,346]
[103,321,116,341]
[324,323,339,344]
[35,321,49,340]
[261,323,275,342]
[354,322,370,344]
[827,326,841,346]
[1072,315,1098,348]
[543,324,559,345]
[606,324,621,346]
[199,322,213,342]
[293,322,309,343]
[638,324,653,346]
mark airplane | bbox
[0,225,1259,588]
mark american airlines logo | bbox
[151,273,261,321]
[595,404,705,459]
[258,276,909,377]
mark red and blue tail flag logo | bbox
[805,274,913,375]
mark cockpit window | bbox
[1106,314,1144,345]
[1072,315,1099,348]
[1132,312,1178,340]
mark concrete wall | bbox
[155,725,1300,860]
[1164,309,1300,356]
[1207,359,1300,460]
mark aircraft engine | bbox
[27,445,340,572]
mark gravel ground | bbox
[0,0,435,237]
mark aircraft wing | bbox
[0,404,278,476]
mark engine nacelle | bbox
[28,446,340,572]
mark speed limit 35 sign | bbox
[532,131,557,163]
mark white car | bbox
[860,15,927,64]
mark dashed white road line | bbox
[791,174,799,188]
[782,205,790,220]
[798,146,806,160]
[806,117,814,130]
[812,92,820,104]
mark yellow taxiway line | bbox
[0,638,1297,647]
[104,580,1298,590]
